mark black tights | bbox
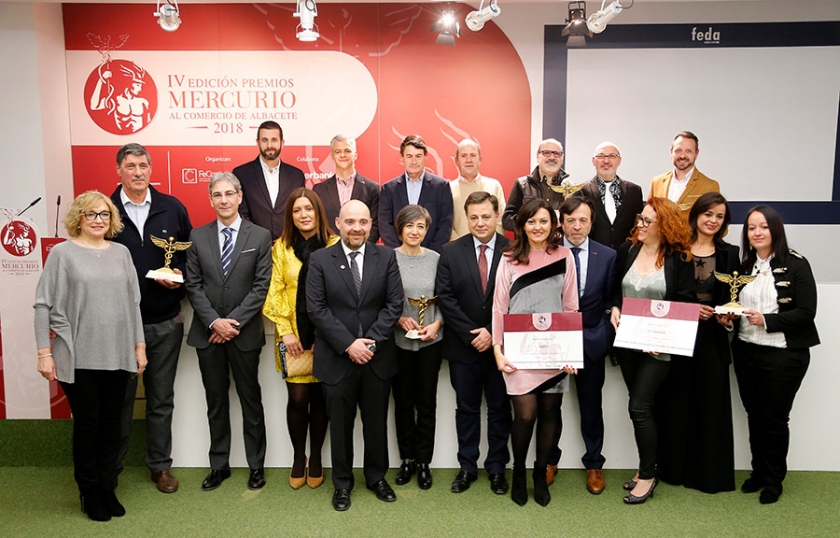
[510,391,563,470]
[286,382,328,477]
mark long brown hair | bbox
[631,197,692,268]
[503,199,562,264]
[280,188,334,246]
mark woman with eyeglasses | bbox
[609,197,694,504]
[731,205,819,504]
[34,191,147,521]
[655,192,738,493]
[493,199,578,507]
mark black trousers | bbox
[618,350,670,480]
[448,356,512,475]
[60,369,129,491]
[733,340,809,490]
[391,343,443,464]
[197,342,267,471]
[323,363,392,490]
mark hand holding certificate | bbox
[501,312,584,370]
[614,298,701,356]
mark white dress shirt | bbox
[667,166,694,202]
[341,241,366,281]
[563,236,589,296]
[120,188,152,239]
[260,158,281,206]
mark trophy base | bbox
[405,329,421,340]
[146,269,184,283]
[714,304,746,316]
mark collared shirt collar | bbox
[563,236,589,251]
[472,233,497,251]
[217,215,242,233]
[260,157,281,175]
[672,167,694,184]
[120,187,151,208]
[341,241,366,258]
[405,171,426,183]
[336,172,357,186]
[458,174,481,184]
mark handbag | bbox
[277,341,314,379]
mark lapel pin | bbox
[340,265,346,270]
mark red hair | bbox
[631,197,692,268]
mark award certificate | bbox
[614,298,700,356]
[503,312,584,370]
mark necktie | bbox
[349,251,362,297]
[221,227,233,276]
[604,183,617,223]
[478,245,489,295]
[571,247,582,297]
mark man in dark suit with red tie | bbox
[313,134,380,243]
[306,200,404,511]
[436,191,512,495]
[547,196,617,494]
[233,121,305,240]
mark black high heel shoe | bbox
[79,487,111,522]
[511,466,527,506]
[623,479,637,491]
[623,478,657,505]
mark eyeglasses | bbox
[211,190,239,200]
[594,153,620,160]
[635,214,657,228]
[83,211,111,221]
[538,150,563,158]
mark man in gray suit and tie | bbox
[184,172,273,492]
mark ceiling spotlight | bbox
[154,0,181,32]
[294,0,319,42]
[587,1,628,34]
[466,0,501,32]
[561,1,592,46]
[431,7,461,46]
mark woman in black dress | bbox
[655,192,737,493]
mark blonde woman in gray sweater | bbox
[34,191,146,522]
[392,205,444,490]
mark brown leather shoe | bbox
[151,469,179,493]
[587,469,605,494]
[546,464,558,486]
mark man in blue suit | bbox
[379,135,453,252]
[548,196,617,494]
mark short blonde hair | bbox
[64,190,124,239]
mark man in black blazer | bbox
[574,141,644,250]
[549,196,618,494]
[436,191,512,495]
[379,134,453,252]
[313,134,380,243]
[184,172,272,492]
[307,200,404,511]
[232,120,305,240]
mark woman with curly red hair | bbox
[609,197,695,504]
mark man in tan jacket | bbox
[649,131,719,218]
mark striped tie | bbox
[221,227,233,276]
[349,251,362,297]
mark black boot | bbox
[101,487,126,517]
[511,465,528,506]
[533,465,550,506]
[79,487,111,522]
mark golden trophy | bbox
[146,235,192,283]
[405,295,438,339]
[713,271,757,315]
[548,180,586,198]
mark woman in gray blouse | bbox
[391,205,443,490]
[34,191,146,522]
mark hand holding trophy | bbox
[713,271,757,315]
[146,235,192,283]
[405,294,438,339]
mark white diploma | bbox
[614,298,701,356]
[503,312,584,370]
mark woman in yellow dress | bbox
[264,187,338,489]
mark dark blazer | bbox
[575,176,644,251]
[613,241,696,308]
[313,173,381,243]
[576,239,618,362]
[307,242,404,384]
[184,219,273,351]
[233,157,306,240]
[436,233,510,364]
[739,250,820,350]
[379,172,454,252]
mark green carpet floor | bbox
[2,467,838,538]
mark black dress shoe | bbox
[451,471,478,493]
[741,476,765,493]
[248,468,266,490]
[367,479,397,502]
[201,469,232,491]
[333,488,351,511]
[489,472,509,495]
[417,464,433,490]
[395,459,416,485]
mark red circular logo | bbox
[84,59,158,135]
[2,220,38,257]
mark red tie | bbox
[479,245,489,294]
